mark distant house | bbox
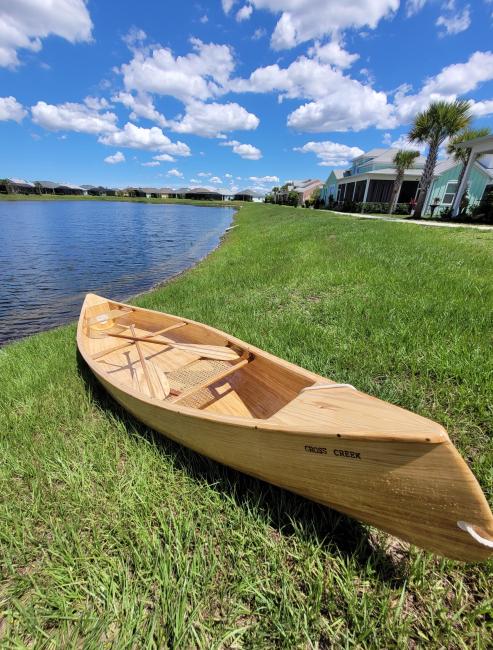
[423,156,493,215]
[322,148,426,208]
[320,171,344,204]
[275,179,323,205]
[184,187,224,200]
[0,178,36,194]
[167,187,190,198]
[54,183,85,196]
[121,187,146,198]
[34,180,58,194]
[233,189,265,202]
[141,187,166,198]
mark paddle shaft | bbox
[103,331,239,361]
[130,325,155,398]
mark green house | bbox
[424,157,493,215]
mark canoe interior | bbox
[83,298,313,419]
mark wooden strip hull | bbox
[77,294,493,561]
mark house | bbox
[121,187,146,197]
[320,170,344,204]
[423,155,493,215]
[54,183,85,196]
[184,187,224,200]
[322,148,426,208]
[0,178,36,194]
[233,189,265,202]
[275,179,323,205]
[167,187,190,198]
[34,180,59,194]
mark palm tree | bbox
[409,100,472,218]
[447,127,491,216]
[388,149,420,214]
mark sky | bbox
[1,0,493,195]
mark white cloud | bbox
[120,38,235,103]
[168,168,183,177]
[236,4,253,21]
[153,153,175,162]
[252,27,266,39]
[0,0,92,68]
[225,173,233,178]
[32,99,118,134]
[122,27,147,49]
[470,99,493,117]
[394,51,493,123]
[99,122,191,155]
[308,40,359,69]
[104,151,125,164]
[406,0,428,16]
[113,91,167,127]
[436,5,471,36]
[249,175,280,182]
[200,14,209,23]
[231,55,395,131]
[248,0,399,50]
[389,134,426,153]
[0,96,27,122]
[197,172,211,177]
[221,139,262,159]
[141,161,160,166]
[294,141,364,166]
[382,132,392,146]
[170,100,259,137]
[210,176,222,183]
[222,0,236,13]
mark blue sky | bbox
[1,0,493,194]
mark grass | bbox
[1,204,492,648]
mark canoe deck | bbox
[77,294,493,561]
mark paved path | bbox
[329,211,493,231]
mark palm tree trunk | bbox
[388,170,404,214]
[453,150,470,217]
[414,144,439,219]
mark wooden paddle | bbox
[90,327,240,361]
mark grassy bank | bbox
[1,204,492,647]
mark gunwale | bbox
[77,294,448,444]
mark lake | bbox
[0,201,234,345]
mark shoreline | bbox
[1,202,238,347]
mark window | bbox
[442,181,458,205]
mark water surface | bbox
[0,201,233,345]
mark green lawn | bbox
[1,204,492,648]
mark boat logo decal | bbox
[304,445,327,454]
[333,449,361,459]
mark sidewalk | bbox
[327,211,493,231]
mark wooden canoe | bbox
[77,293,493,561]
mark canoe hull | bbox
[95,371,493,562]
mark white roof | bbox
[9,178,35,187]
[352,147,426,167]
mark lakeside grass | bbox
[1,204,492,647]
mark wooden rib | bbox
[130,324,155,398]
[172,357,250,404]
[99,331,240,361]
[91,321,187,360]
